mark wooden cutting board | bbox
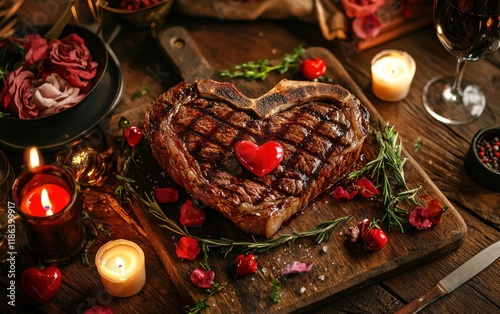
[126,26,467,313]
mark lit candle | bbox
[12,147,86,264]
[95,239,146,297]
[371,49,416,102]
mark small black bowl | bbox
[464,126,500,192]
[1,24,108,125]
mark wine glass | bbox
[422,0,500,125]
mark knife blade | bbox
[394,241,500,314]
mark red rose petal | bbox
[154,187,179,203]
[281,261,314,275]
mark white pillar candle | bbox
[95,239,146,297]
[371,50,416,102]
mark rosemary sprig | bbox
[270,278,282,303]
[219,45,305,80]
[132,85,152,99]
[184,282,227,314]
[348,122,421,232]
[414,137,423,152]
[136,191,350,257]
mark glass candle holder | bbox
[12,164,87,264]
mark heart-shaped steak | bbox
[21,266,62,304]
[144,79,369,238]
[234,140,284,177]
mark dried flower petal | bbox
[190,268,215,288]
[175,236,200,261]
[84,306,113,314]
[281,261,314,275]
[355,178,380,198]
[425,198,447,225]
[333,185,358,201]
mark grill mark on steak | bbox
[144,79,370,238]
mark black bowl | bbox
[1,24,108,125]
[464,126,500,192]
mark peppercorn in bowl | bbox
[465,126,500,192]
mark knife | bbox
[394,241,500,314]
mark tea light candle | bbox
[12,147,86,264]
[95,239,146,297]
[371,50,416,102]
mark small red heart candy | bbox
[234,140,284,177]
[21,266,62,304]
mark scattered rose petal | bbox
[175,236,200,261]
[190,268,215,288]
[154,187,179,203]
[355,178,380,198]
[235,254,258,276]
[333,185,358,201]
[424,197,447,225]
[409,206,433,230]
[84,306,114,314]
[281,261,314,275]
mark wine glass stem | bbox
[451,58,467,94]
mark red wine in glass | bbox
[422,0,500,124]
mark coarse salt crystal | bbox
[300,287,306,294]
[322,245,328,253]
[319,275,325,281]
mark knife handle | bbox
[394,284,447,314]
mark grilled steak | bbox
[144,79,370,238]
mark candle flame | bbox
[116,257,125,271]
[390,62,399,77]
[26,146,44,170]
[41,188,53,216]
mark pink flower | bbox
[352,14,382,39]
[32,73,85,118]
[0,67,37,119]
[44,33,98,92]
[12,34,48,67]
[190,268,215,288]
[341,0,385,18]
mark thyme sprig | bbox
[219,45,305,80]
[184,282,227,314]
[136,191,350,257]
[348,122,421,232]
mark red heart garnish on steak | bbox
[234,140,284,177]
[21,266,62,304]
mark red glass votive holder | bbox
[12,164,87,264]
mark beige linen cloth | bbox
[175,0,349,40]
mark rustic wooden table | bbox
[2,3,499,314]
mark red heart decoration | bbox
[234,140,284,177]
[21,266,62,304]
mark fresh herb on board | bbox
[348,122,421,232]
[271,278,282,303]
[134,191,349,257]
[220,45,305,80]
